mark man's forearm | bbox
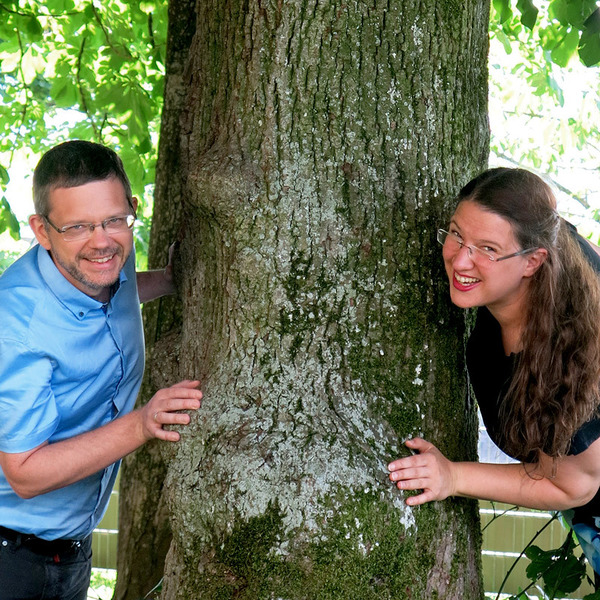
[0,380,202,499]
[2,410,147,498]
[137,269,175,303]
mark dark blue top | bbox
[467,222,600,525]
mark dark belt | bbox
[0,525,84,557]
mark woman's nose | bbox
[451,243,476,268]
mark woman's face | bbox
[442,200,537,318]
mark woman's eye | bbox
[481,246,497,253]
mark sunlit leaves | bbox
[494,0,513,24]
[548,27,580,67]
[0,0,167,244]
[490,0,600,245]
[492,0,600,66]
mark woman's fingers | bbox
[388,438,455,505]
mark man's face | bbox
[29,177,137,302]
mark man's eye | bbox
[67,224,87,231]
[105,217,123,226]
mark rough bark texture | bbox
[119,0,491,598]
[160,0,489,598]
[114,2,196,598]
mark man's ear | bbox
[524,248,548,278]
[28,214,52,250]
[131,196,138,213]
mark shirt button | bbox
[79,312,84,317]
[2,540,7,546]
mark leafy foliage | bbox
[489,0,600,244]
[523,532,587,597]
[492,0,600,67]
[0,0,167,253]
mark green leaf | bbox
[0,164,9,186]
[550,28,580,66]
[586,7,600,34]
[136,136,152,154]
[549,0,570,26]
[25,16,43,39]
[83,3,96,20]
[493,0,513,24]
[579,12,600,66]
[516,0,539,30]
[0,197,21,240]
[50,78,79,109]
[566,0,599,28]
[524,537,586,594]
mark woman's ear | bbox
[523,248,548,278]
[28,214,52,250]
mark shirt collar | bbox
[36,245,129,320]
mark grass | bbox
[87,569,117,600]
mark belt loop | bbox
[14,531,23,549]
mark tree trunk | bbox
[152,1,490,598]
[113,2,196,598]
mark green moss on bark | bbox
[173,489,481,599]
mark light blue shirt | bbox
[0,245,144,540]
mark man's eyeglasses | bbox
[43,214,136,242]
[437,229,537,263]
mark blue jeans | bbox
[0,530,92,600]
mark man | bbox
[0,141,202,599]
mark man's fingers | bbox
[170,379,201,389]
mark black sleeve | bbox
[565,219,600,275]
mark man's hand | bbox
[140,379,202,442]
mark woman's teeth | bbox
[455,273,479,284]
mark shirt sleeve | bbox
[569,418,600,456]
[565,219,600,275]
[0,339,59,453]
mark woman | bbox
[388,167,600,579]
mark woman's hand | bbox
[387,438,457,506]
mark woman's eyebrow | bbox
[448,218,505,248]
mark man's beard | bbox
[51,244,127,292]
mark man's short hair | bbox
[33,140,134,216]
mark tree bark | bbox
[114,2,196,598]
[151,1,491,598]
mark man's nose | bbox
[87,224,112,245]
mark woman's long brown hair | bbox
[458,168,600,464]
